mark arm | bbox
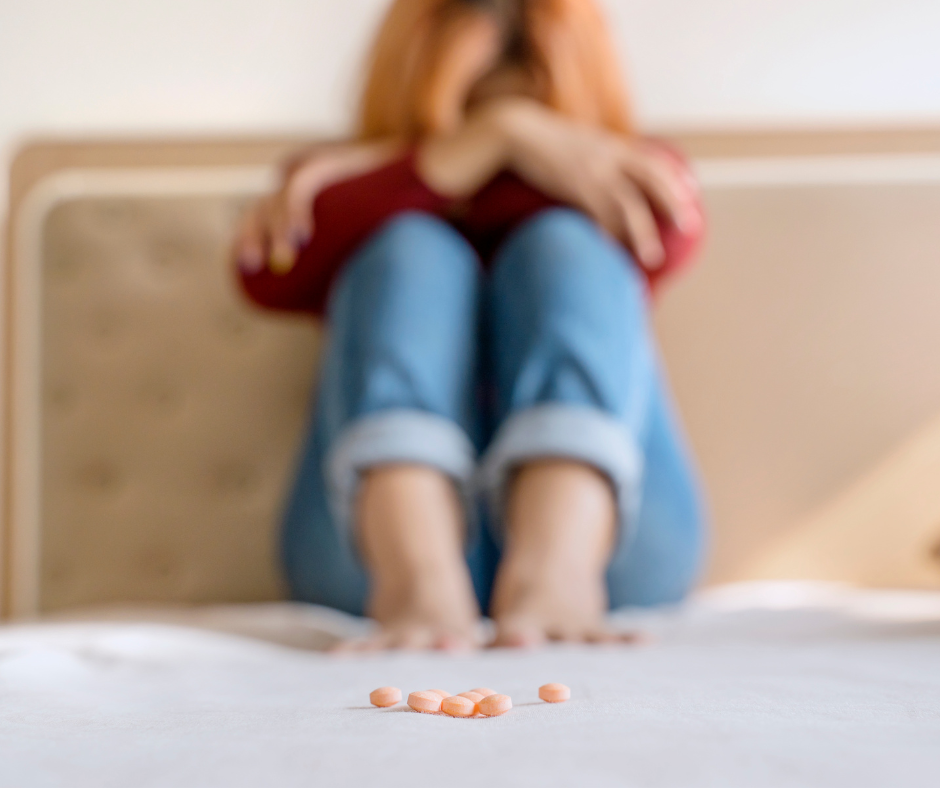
[236,99,703,315]
[237,149,454,315]
[418,98,702,270]
[234,138,404,275]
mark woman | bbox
[235,0,706,650]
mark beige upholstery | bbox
[656,167,940,581]
[4,132,940,616]
[9,182,321,614]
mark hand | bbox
[234,139,401,274]
[498,101,702,269]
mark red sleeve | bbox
[459,139,705,295]
[238,151,452,317]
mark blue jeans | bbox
[281,208,706,616]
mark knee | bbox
[353,211,479,284]
[493,208,645,304]
[329,211,481,328]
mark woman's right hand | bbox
[234,139,401,274]
[495,100,702,270]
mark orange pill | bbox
[408,690,443,714]
[478,693,512,717]
[538,683,571,703]
[471,687,498,698]
[441,695,476,718]
[369,686,402,707]
[428,689,451,699]
[457,691,484,703]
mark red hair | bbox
[357,0,633,140]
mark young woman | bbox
[235,0,707,650]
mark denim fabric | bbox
[281,208,706,615]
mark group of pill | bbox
[368,683,571,718]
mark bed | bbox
[3,130,940,786]
[2,582,939,787]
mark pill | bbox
[428,689,451,699]
[441,695,476,718]
[478,693,512,717]
[408,690,444,714]
[471,687,498,698]
[369,686,402,707]
[538,683,571,703]
[457,691,484,703]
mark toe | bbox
[433,631,476,652]
[328,634,383,654]
[391,627,436,651]
[585,629,621,644]
[585,628,646,645]
[491,619,546,648]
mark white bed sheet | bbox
[2,583,939,788]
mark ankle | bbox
[358,464,465,566]
[503,460,617,568]
[356,464,479,622]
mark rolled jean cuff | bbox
[477,404,644,545]
[325,409,478,548]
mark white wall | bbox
[2,0,940,209]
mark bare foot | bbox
[332,464,481,652]
[490,460,636,647]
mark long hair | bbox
[357,0,633,140]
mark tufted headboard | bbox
[4,130,940,616]
[4,141,320,616]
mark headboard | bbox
[4,129,940,616]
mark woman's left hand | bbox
[502,101,701,269]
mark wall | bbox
[3,0,940,207]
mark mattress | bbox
[2,582,939,788]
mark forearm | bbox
[415,100,524,198]
[288,138,405,203]
[414,98,584,201]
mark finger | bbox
[233,205,267,273]
[614,180,665,269]
[285,163,323,245]
[625,150,700,233]
[391,628,435,651]
[267,197,297,275]
[576,185,626,242]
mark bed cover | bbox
[2,582,938,788]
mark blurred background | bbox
[3,0,940,215]
[3,0,940,617]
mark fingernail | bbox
[677,207,702,234]
[270,250,295,274]
[237,250,263,273]
[289,227,311,247]
[643,246,665,268]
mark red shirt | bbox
[239,150,704,317]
